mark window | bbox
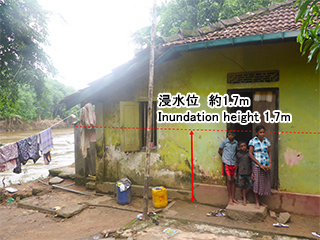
[120,101,157,151]
[140,101,157,149]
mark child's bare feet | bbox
[232,199,239,204]
[242,199,247,206]
[260,202,267,208]
[255,203,260,209]
[228,199,234,205]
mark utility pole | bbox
[143,0,157,221]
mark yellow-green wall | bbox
[101,41,320,194]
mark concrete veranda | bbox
[82,196,320,239]
[159,199,319,239]
[77,192,320,239]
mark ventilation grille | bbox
[227,71,279,84]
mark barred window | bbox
[140,101,157,149]
[227,70,279,84]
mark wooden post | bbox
[143,0,157,221]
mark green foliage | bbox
[157,0,224,37]
[16,85,37,120]
[295,0,320,71]
[130,25,164,53]
[131,26,152,52]
[1,78,79,121]
[131,0,286,51]
[221,0,284,19]
[0,0,56,112]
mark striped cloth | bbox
[39,128,54,154]
[253,165,271,196]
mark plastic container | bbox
[152,186,168,208]
[116,184,132,205]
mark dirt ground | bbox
[0,178,319,240]
[0,178,134,240]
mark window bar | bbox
[153,101,157,146]
[144,102,147,147]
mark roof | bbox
[161,0,300,47]
[61,0,303,109]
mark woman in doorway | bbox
[249,125,272,209]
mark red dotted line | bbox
[76,126,319,134]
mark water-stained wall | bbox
[97,41,319,194]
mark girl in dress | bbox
[249,125,272,209]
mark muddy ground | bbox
[0,178,319,240]
[0,178,138,240]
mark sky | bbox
[37,0,159,90]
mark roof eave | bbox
[63,30,300,109]
[156,30,300,66]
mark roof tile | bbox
[160,0,304,48]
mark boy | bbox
[234,142,253,206]
[218,131,238,205]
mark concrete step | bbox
[49,166,75,179]
[226,203,267,222]
[86,181,96,190]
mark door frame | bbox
[227,88,279,189]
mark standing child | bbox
[234,142,253,206]
[218,131,239,205]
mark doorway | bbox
[227,88,279,189]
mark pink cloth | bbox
[0,159,17,172]
[0,143,18,164]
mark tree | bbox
[0,0,56,116]
[221,0,281,19]
[0,78,79,128]
[295,0,320,71]
[131,0,286,51]
[157,0,225,37]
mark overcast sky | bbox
[38,0,158,90]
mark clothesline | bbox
[48,107,82,129]
[1,106,82,146]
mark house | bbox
[62,0,320,216]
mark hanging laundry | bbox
[43,151,52,165]
[39,128,54,164]
[0,110,80,174]
[0,142,18,164]
[39,127,54,154]
[14,134,40,174]
[0,143,18,173]
[80,103,96,158]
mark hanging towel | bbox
[39,127,54,164]
[39,128,53,154]
[14,135,40,174]
[80,103,96,158]
[0,142,18,164]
